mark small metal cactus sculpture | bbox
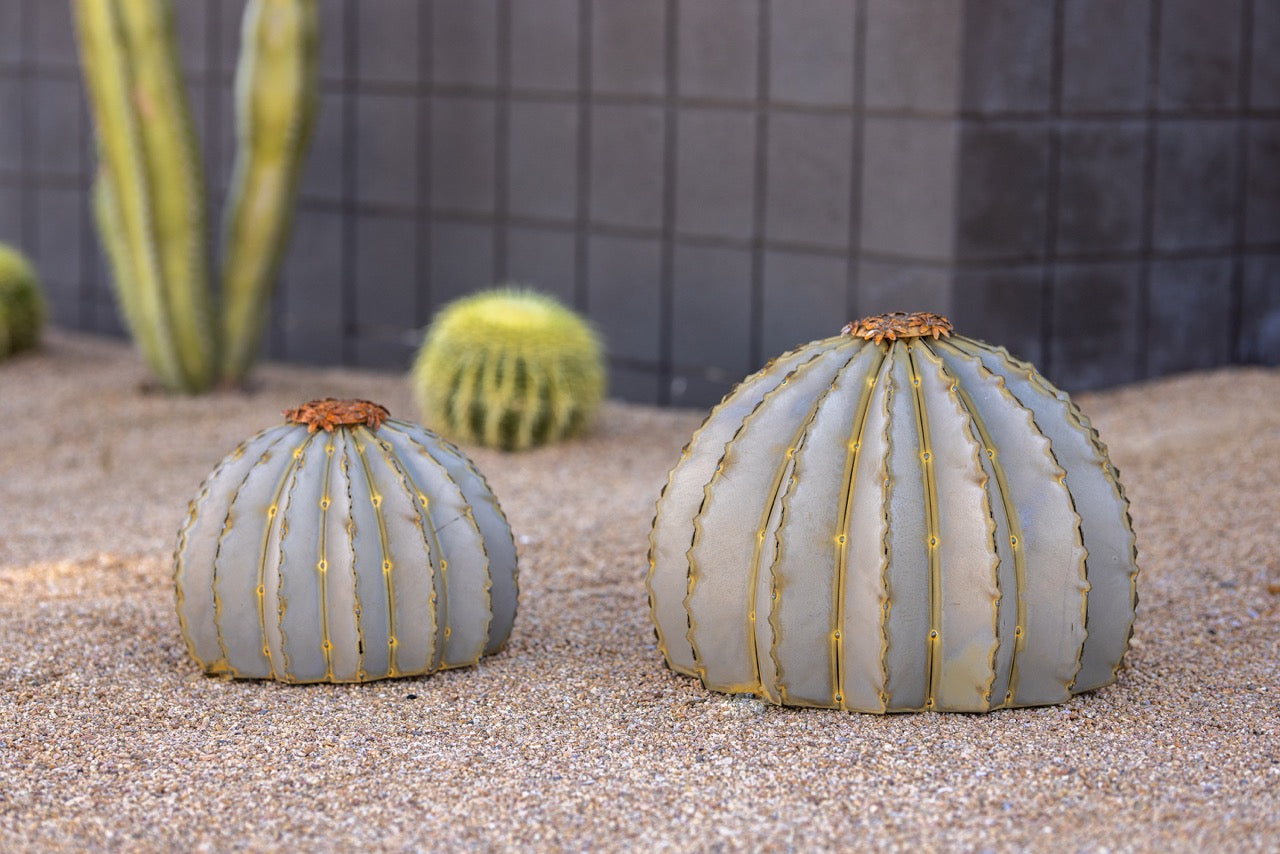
[174,399,518,683]
[411,288,606,451]
[648,312,1139,713]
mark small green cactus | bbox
[412,288,606,451]
[0,244,44,359]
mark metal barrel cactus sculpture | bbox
[0,244,44,359]
[648,312,1139,713]
[73,0,317,392]
[174,399,519,683]
[412,288,606,451]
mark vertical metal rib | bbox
[381,422,494,669]
[323,431,364,682]
[915,341,1001,712]
[767,343,883,708]
[345,429,391,679]
[208,426,308,679]
[368,431,450,674]
[842,352,894,712]
[353,426,439,677]
[648,339,842,675]
[881,344,929,711]
[933,339,1088,707]
[685,341,860,694]
[351,428,403,677]
[274,433,330,682]
[904,342,942,709]
[963,338,1138,693]
[415,433,518,656]
[173,427,277,672]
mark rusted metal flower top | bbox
[284,398,390,433]
[842,311,954,344]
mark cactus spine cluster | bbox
[0,244,44,359]
[174,399,519,683]
[412,289,606,451]
[73,0,317,392]
[648,312,1139,713]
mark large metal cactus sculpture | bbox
[648,312,1139,713]
[174,399,519,683]
[73,0,317,392]
[412,289,606,451]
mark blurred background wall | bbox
[1,0,1276,406]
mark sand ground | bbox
[1,330,1278,852]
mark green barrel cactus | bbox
[174,399,519,683]
[412,288,606,451]
[0,244,44,359]
[73,0,317,392]
[648,312,1139,713]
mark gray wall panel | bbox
[2,0,1273,407]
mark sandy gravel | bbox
[1,330,1278,852]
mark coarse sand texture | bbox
[649,312,1139,713]
[173,397,518,683]
[1,331,1277,851]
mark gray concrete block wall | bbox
[0,0,1275,408]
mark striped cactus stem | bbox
[174,399,519,683]
[73,0,217,392]
[73,0,318,392]
[648,312,1139,713]
[0,243,44,359]
[412,288,606,451]
[220,0,319,383]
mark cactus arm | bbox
[114,0,217,390]
[685,342,859,696]
[219,0,319,383]
[91,175,147,348]
[73,0,188,390]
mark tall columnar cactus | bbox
[219,0,319,381]
[174,399,519,683]
[73,0,317,392]
[648,312,1139,713]
[412,289,606,451]
[0,244,45,359]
